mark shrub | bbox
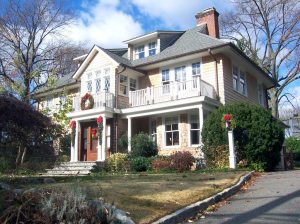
[202,102,285,171]
[130,156,153,172]
[202,145,229,169]
[285,136,300,161]
[118,133,128,153]
[131,132,157,157]
[104,153,129,172]
[151,157,172,171]
[170,151,195,172]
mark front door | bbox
[80,122,98,161]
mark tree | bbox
[220,0,300,118]
[0,94,60,167]
[0,0,82,104]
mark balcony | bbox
[72,92,115,111]
[129,77,216,107]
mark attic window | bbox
[148,42,156,56]
[135,46,145,59]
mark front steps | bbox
[45,161,102,176]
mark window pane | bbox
[166,132,172,146]
[165,124,172,131]
[192,62,201,76]
[130,78,137,91]
[87,81,92,92]
[95,79,101,93]
[104,76,110,92]
[191,123,199,129]
[104,68,110,75]
[191,130,200,145]
[173,132,179,145]
[172,123,178,130]
[149,49,156,56]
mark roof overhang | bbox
[32,82,80,99]
[72,45,120,80]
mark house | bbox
[35,8,275,164]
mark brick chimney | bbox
[195,7,219,38]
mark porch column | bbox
[128,117,132,152]
[70,142,74,162]
[74,120,79,162]
[101,115,107,161]
[199,104,204,143]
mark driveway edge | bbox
[152,171,255,224]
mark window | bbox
[190,114,200,145]
[258,84,264,105]
[165,116,179,146]
[86,72,92,93]
[129,78,137,91]
[104,76,110,92]
[95,70,101,78]
[150,119,157,144]
[135,46,145,59]
[192,62,201,76]
[104,68,110,76]
[175,66,186,82]
[46,97,53,110]
[162,69,170,85]
[119,75,128,95]
[148,42,156,56]
[240,71,246,95]
[59,96,66,109]
[95,78,101,93]
[233,66,239,91]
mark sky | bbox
[63,0,232,48]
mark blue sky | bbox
[63,0,233,48]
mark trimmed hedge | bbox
[202,102,284,171]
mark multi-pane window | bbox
[86,81,92,93]
[59,96,66,110]
[233,66,239,91]
[119,75,128,95]
[46,97,53,110]
[175,66,186,82]
[240,71,246,95]
[162,69,170,85]
[192,62,201,76]
[129,78,137,91]
[190,114,200,145]
[148,42,156,56]
[165,116,179,146]
[95,78,101,93]
[232,65,247,96]
[104,76,110,92]
[135,46,145,59]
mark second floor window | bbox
[104,76,110,92]
[135,46,145,59]
[232,65,247,96]
[192,62,201,76]
[95,78,101,93]
[119,75,128,95]
[148,42,156,56]
[175,66,186,82]
[129,78,137,91]
[233,66,239,91]
[162,69,170,85]
[258,84,265,106]
[86,80,92,93]
[240,71,246,95]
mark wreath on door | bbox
[80,93,94,110]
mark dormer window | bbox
[148,42,156,56]
[135,46,145,59]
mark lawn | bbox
[1,170,247,223]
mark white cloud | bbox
[64,0,143,48]
[130,0,231,29]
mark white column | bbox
[199,104,204,143]
[101,115,107,161]
[228,130,236,169]
[74,121,79,162]
[70,143,74,162]
[128,117,132,152]
[97,133,101,161]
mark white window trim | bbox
[163,115,180,149]
[188,113,201,147]
[232,64,248,97]
[119,74,128,96]
[119,74,138,96]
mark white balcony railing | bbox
[72,92,115,111]
[129,77,216,107]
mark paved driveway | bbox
[195,170,300,224]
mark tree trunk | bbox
[269,89,279,118]
[15,146,22,167]
[20,147,27,164]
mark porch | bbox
[128,77,217,107]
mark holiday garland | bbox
[80,93,94,110]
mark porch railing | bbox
[72,92,115,111]
[129,77,216,107]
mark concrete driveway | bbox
[195,170,300,224]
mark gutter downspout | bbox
[208,48,220,99]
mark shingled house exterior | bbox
[35,8,275,164]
